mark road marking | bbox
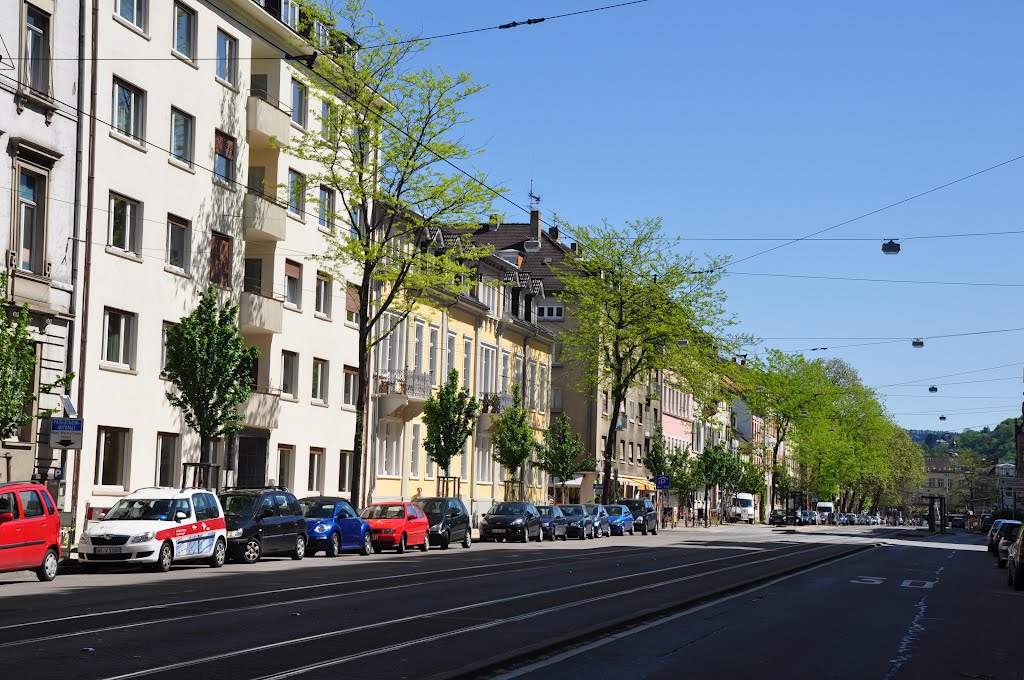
[850,576,886,585]
[900,579,936,589]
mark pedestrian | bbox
[411,487,423,501]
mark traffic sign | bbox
[593,483,604,491]
[999,478,1024,493]
[655,475,671,490]
[53,468,64,480]
[49,418,83,449]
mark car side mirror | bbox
[174,510,188,522]
[0,512,13,525]
[260,508,274,519]
[96,512,106,521]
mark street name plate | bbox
[49,418,84,450]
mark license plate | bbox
[491,528,506,534]
[94,547,121,554]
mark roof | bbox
[924,457,962,473]
[470,220,573,293]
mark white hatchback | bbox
[78,487,227,572]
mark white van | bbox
[730,493,756,524]
[816,501,836,524]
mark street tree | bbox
[163,286,258,480]
[492,385,538,496]
[0,272,72,442]
[555,217,740,504]
[645,422,670,478]
[290,1,498,504]
[534,413,594,503]
[668,447,703,526]
[737,458,766,496]
[695,442,735,525]
[422,369,478,489]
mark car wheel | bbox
[548,529,557,542]
[629,527,635,536]
[1012,566,1024,591]
[327,532,341,557]
[749,519,754,525]
[420,536,429,552]
[641,524,648,536]
[291,535,306,561]
[361,532,374,556]
[396,534,407,554]
[440,531,451,550]
[152,541,174,573]
[521,529,529,543]
[36,548,59,582]
[578,529,586,541]
[652,523,658,536]
[207,539,226,568]
[242,538,262,564]
[462,528,472,549]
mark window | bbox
[478,276,497,312]
[461,440,469,481]
[413,321,425,375]
[277,446,294,488]
[377,314,406,373]
[315,272,331,316]
[281,351,297,397]
[161,321,174,373]
[446,332,457,376]
[102,308,134,367]
[108,193,141,253]
[288,169,305,215]
[318,186,334,229]
[501,352,510,395]
[527,361,537,410]
[343,366,357,407]
[339,450,352,491]
[463,337,472,390]
[308,448,324,491]
[629,442,634,463]
[173,2,196,61]
[17,490,43,518]
[113,78,145,142]
[410,424,421,478]
[312,358,328,403]
[291,78,307,127]
[428,326,440,386]
[170,108,194,166]
[345,284,360,324]
[479,345,496,395]
[320,100,332,140]
[95,427,128,487]
[156,433,178,486]
[377,421,401,477]
[166,214,190,270]
[16,168,46,273]
[215,30,238,85]
[284,259,302,307]
[117,0,147,31]
[210,232,232,288]
[513,355,523,390]
[539,364,548,413]
[214,131,236,182]
[23,4,51,96]
[282,0,299,29]
[475,435,492,483]
[312,19,330,49]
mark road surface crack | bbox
[658,624,731,657]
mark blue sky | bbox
[368,1,1024,433]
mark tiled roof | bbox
[470,222,572,292]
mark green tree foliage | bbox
[492,385,537,485]
[535,413,594,503]
[163,286,258,469]
[737,459,766,495]
[555,217,742,503]
[422,369,478,475]
[645,422,670,478]
[0,272,72,440]
[668,448,704,525]
[290,0,498,504]
[694,443,735,524]
[773,464,797,503]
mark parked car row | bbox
[767,509,883,527]
[477,498,658,543]
[987,519,1022,574]
[1001,520,1024,591]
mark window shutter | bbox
[285,259,301,279]
[211,232,232,286]
[215,131,235,160]
[346,284,360,313]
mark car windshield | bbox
[220,494,258,517]
[621,501,643,512]
[105,498,180,521]
[361,504,406,519]
[300,500,335,519]
[607,506,623,516]
[583,504,597,514]
[419,499,448,517]
[489,503,527,515]
[536,506,555,517]
[560,505,586,517]
[734,498,753,508]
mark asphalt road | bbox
[491,527,1021,680]
[0,524,920,679]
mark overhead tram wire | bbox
[727,271,1024,288]
[871,361,1024,390]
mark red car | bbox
[0,481,62,581]
[360,502,429,554]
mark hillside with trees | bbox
[910,418,1017,462]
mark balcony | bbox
[477,392,516,432]
[243,191,287,242]
[377,369,432,418]
[246,91,291,146]
[239,387,281,430]
[239,290,283,335]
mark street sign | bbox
[49,418,83,449]
[53,468,64,480]
[655,475,671,490]
[998,478,1024,493]
[593,483,603,491]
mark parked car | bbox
[768,509,787,526]
[0,481,62,581]
[987,520,1008,553]
[79,486,226,573]
[361,502,429,553]
[997,522,1021,568]
[991,520,1021,565]
[535,504,568,541]
[479,502,543,543]
[606,505,634,536]
[949,514,966,529]
[417,497,472,549]
[980,514,994,533]
[584,503,611,538]
[798,511,815,526]
[220,487,307,563]
[618,498,658,535]
[560,504,595,540]
[299,496,373,557]
[1007,522,1024,590]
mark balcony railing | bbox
[243,190,288,241]
[246,90,291,145]
[377,369,432,400]
[479,392,516,414]
[239,289,284,335]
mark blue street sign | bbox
[593,483,603,491]
[49,418,83,449]
[655,475,671,490]
[53,468,64,480]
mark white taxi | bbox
[78,487,227,572]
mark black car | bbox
[479,502,543,543]
[536,504,569,541]
[768,509,787,526]
[584,503,611,538]
[559,504,595,540]
[417,497,472,549]
[619,498,658,536]
[219,487,308,563]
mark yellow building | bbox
[367,239,556,522]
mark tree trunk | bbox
[199,436,211,487]
[601,395,624,506]
[769,436,783,512]
[351,317,371,508]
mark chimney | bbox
[530,209,542,240]
[549,224,559,241]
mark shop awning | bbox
[554,476,585,488]
[619,475,655,490]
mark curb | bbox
[442,541,876,680]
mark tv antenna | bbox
[528,179,542,210]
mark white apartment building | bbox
[72,0,362,526]
[0,0,79,503]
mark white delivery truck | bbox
[816,501,836,525]
[730,493,756,524]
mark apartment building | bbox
[367,230,555,521]
[71,0,361,525]
[0,0,79,502]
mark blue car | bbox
[606,505,634,536]
[299,496,373,557]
